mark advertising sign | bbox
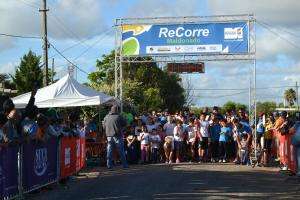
[167,63,205,73]
[1,146,19,199]
[121,22,249,56]
[22,138,58,192]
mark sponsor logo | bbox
[65,148,71,166]
[184,46,193,52]
[34,148,47,176]
[196,46,206,51]
[157,47,171,52]
[175,46,181,52]
[224,27,243,40]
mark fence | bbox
[0,136,86,200]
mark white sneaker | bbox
[169,160,172,164]
[281,166,288,171]
[219,160,222,163]
[222,159,226,163]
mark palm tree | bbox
[284,88,296,107]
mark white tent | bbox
[12,74,114,108]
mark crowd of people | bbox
[103,105,299,171]
[0,89,94,146]
[0,88,298,173]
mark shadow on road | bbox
[27,163,300,200]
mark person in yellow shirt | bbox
[263,117,274,166]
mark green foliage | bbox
[12,50,43,94]
[221,101,248,114]
[222,101,237,113]
[142,88,163,112]
[256,101,277,115]
[88,51,185,113]
[284,88,296,107]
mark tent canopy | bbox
[12,74,114,108]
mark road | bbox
[27,163,300,200]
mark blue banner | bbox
[1,145,19,199]
[121,22,249,56]
[22,138,58,192]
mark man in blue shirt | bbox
[209,118,221,162]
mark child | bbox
[219,119,230,163]
[150,129,161,163]
[199,113,210,162]
[239,133,249,165]
[139,125,150,164]
[126,126,138,164]
[186,119,198,162]
[157,125,166,162]
[164,135,174,164]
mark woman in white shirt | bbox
[186,119,198,162]
[139,125,150,163]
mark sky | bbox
[0,0,300,107]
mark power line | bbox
[257,21,300,50]
[17,0,40,9]
[73,29,113,61]
[259,20,300,39]
[48,41,89,75]
[0,33,40,39]
[192,91,248,98]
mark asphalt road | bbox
[27,163,300,200]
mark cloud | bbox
[207,0,300,28]
[126,0,203,18]
[0,0,109,42]
[0,61,18,75]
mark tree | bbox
[12,50,43,94]
[88,51,186,113]
[256,101,277,115]
[222,101,237,113]
[284,88,296,107]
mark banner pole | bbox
[17,144,23,200]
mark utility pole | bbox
[51,58,54,84]
[296,81,299,110]
[40,0,49,86]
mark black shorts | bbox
[199,137,208,149]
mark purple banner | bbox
[22,138,58,192]
[0,145,19,199]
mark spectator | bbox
[173,120,184,163]
[103,105,128,169]
[198,113,209,162]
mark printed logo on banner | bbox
[224,27,243,40]
[34,148,48,176]
[65,147,71,166]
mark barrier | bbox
[77,138,86,172]
[0,145,19,200]
[60,137,77,179]
[0,136,86,199]
[22,138,59,193]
